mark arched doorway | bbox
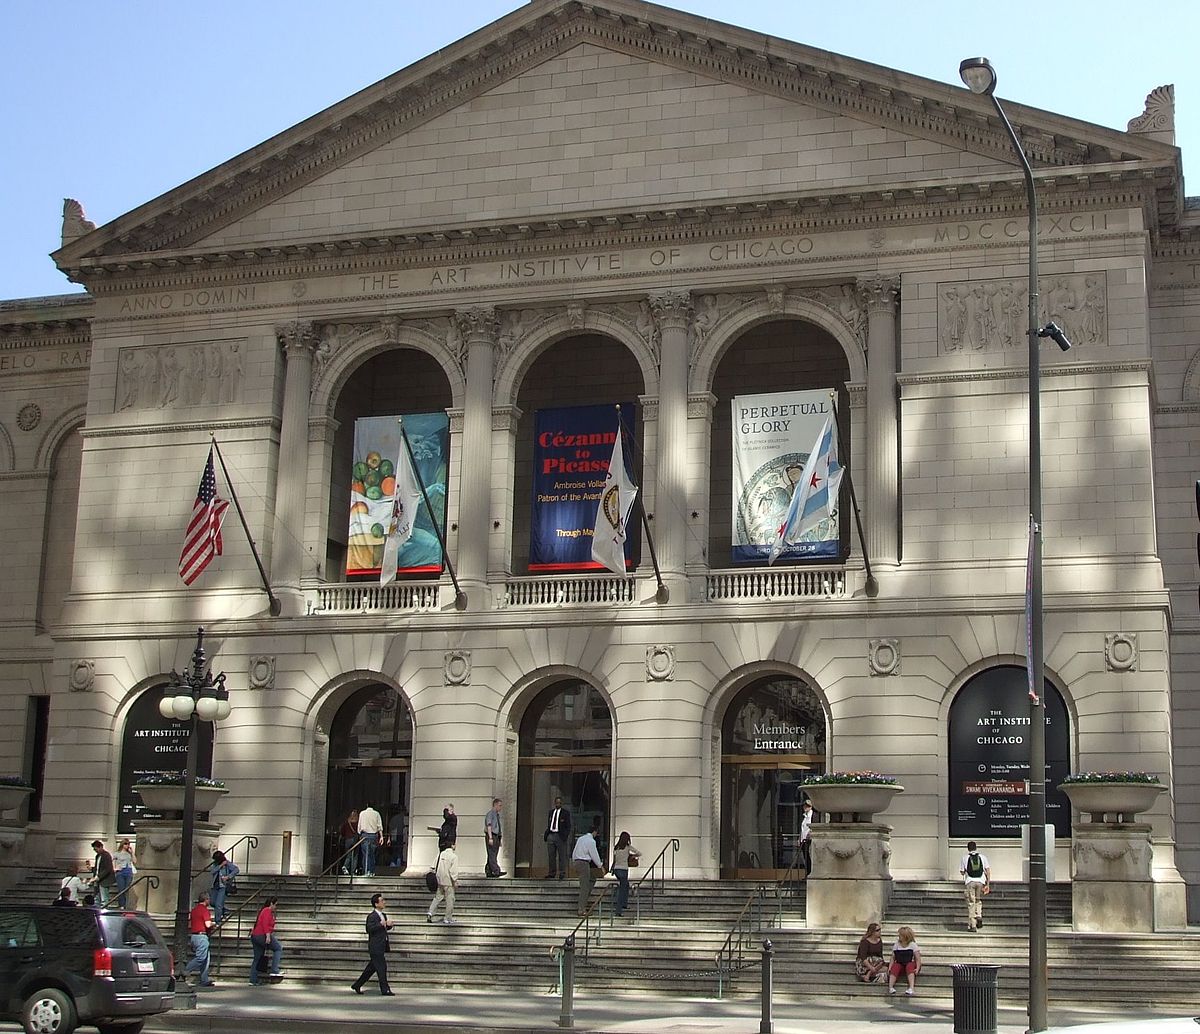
[515,680,613,877]
[720,676,826,878]
[324,684,413,870]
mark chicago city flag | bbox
[768,416,844,565]
[179,446,231,585]
[380,427,425,586]
[591,425,638,576]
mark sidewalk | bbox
[148,983,1172,1033]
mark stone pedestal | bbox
[1071,823,1156,932]
[805,823,893,929]
[133,819,223,917]
[0,823,27,893]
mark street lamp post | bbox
[958,57,1072,1034]
[157,627,231,1000]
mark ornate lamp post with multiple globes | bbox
[157,628,231,995]
[958,56,1072,1034]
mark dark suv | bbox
[0,906,174,1034]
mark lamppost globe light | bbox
[195,695,220,722]
[158,695,176,720]
[959,57,996,96]
[172,694,195,721]
[214,699,232,722]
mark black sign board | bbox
[948,665,1070,838]
[117,686,214,834]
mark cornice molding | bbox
[79,416,281,440]
[898,358,1152,389]
[54,0,1177,274]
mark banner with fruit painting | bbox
[347,413,449,577]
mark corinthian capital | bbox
[276,320,319,357]
[856,274,901,314]
[452,306,500,345]
[648,290,693,331]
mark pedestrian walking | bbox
[340,810,360,874]
[248,897,284,984]
[543,796,572,879]
[959,840,992,931]
[799,799,814,874]
[112,839,137,908]
[210,850,239,924]
[571,821,606,916]
[610,831,639,916]
[358,802,383,876]
[437,804,457,850]
[386,806,407,869]
[184,892,217,988]
[484,797,505,878]
[426,836,460,925]
[350,892,395,996]
[90,840,116,906]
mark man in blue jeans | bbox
[184,892,216,988]
[357,803,383,877]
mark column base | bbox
[805,824,893,928]
[0,823,27,894]
[1073,881,1154,932]
[134,819,223,916]
[806,876,892,929]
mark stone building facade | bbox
[2,0,1198,919]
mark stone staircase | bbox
[6,867,1199,1013]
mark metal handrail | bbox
[305,836,370,918]
[714,884,774,999]
[115,873,160,909]
[631,837,680,922]
[208,874,286,975]
[189,834,259,882]
[771,842,808,923]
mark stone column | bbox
[648,291,692,600]
[489,405,523,586]
[454,307,499,604]
[273,321,318,616]
[685,392,717,594]
[858,275,900,569]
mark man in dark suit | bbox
[543,796,572,879]
[350,892,395,996]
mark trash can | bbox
[952,963,999,1034]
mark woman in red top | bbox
[249,897,283,984]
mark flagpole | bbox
[828,396,878,599]
[398,418,467,611]
[209,435,281,616]
[638,504,668,604]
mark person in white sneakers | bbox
[886,926,922,996]
[959,840,991,931]
[427,836,460,925]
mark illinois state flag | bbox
[179,447,230,585]
[768,417,844,565]
[591,424,638,576]
[380,426,425,586]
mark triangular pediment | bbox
[54,0,1181,271]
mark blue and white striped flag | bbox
[768,417,844,565]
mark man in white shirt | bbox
[357,803,383,877]
[799,800,814,874]
[426,837,460,925]
[959,840,991,931]
[571,822,606,916]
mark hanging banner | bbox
[346,413,449,577]
[530,403,639,572]
[731,388,840,564]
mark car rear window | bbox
[99,914,161,948]
[35,908,98,947]
[0,911,40,948]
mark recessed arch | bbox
[0,421,14,472]
[691,295,867,394]
[1183,347,1200,402]
[35,404,87,471]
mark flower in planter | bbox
[1060,772,1160,786]
[802,771,899,786]
[0,776,35,789]
[133,773,226,789]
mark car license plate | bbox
[136,959,154,974]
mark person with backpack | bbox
[210,850,239,924]
[959,840,991,931]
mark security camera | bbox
[1037,322,1072,352]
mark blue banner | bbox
[530,404,638,572]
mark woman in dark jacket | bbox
[438,804,458,850]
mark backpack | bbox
[966,852,985,879]
[424,869,438,893]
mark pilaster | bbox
[273,321,318,615]
[455,307,499,604]
[858,275,901,570]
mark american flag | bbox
[179,447,230,585]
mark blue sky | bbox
[2,1,1195,300]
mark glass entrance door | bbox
[516,759,610,877]
[324,761,409,871]
[721,760,820,878]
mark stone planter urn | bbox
[133,783,228,816]
[1061,781,1165,824]
[0,784,34,821]
[803,783,903,823]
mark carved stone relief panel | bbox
[798,285,868,352]
[938,272,1107,355]
[689,293,757,359]
[115,341,245,412]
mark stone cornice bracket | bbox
[765,286,787,314]
[566,302,588,329]
[276,320,319,358]
[1127,85,1174,145]
[856,274,901,313]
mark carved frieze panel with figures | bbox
[115,341,245,412]
[938,272,1107,355]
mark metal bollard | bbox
[760,938,774,1034]
[558,935,575,1029]
[281,831,292,874]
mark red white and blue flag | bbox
[768,416,844,565]
[179,446,230,585]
